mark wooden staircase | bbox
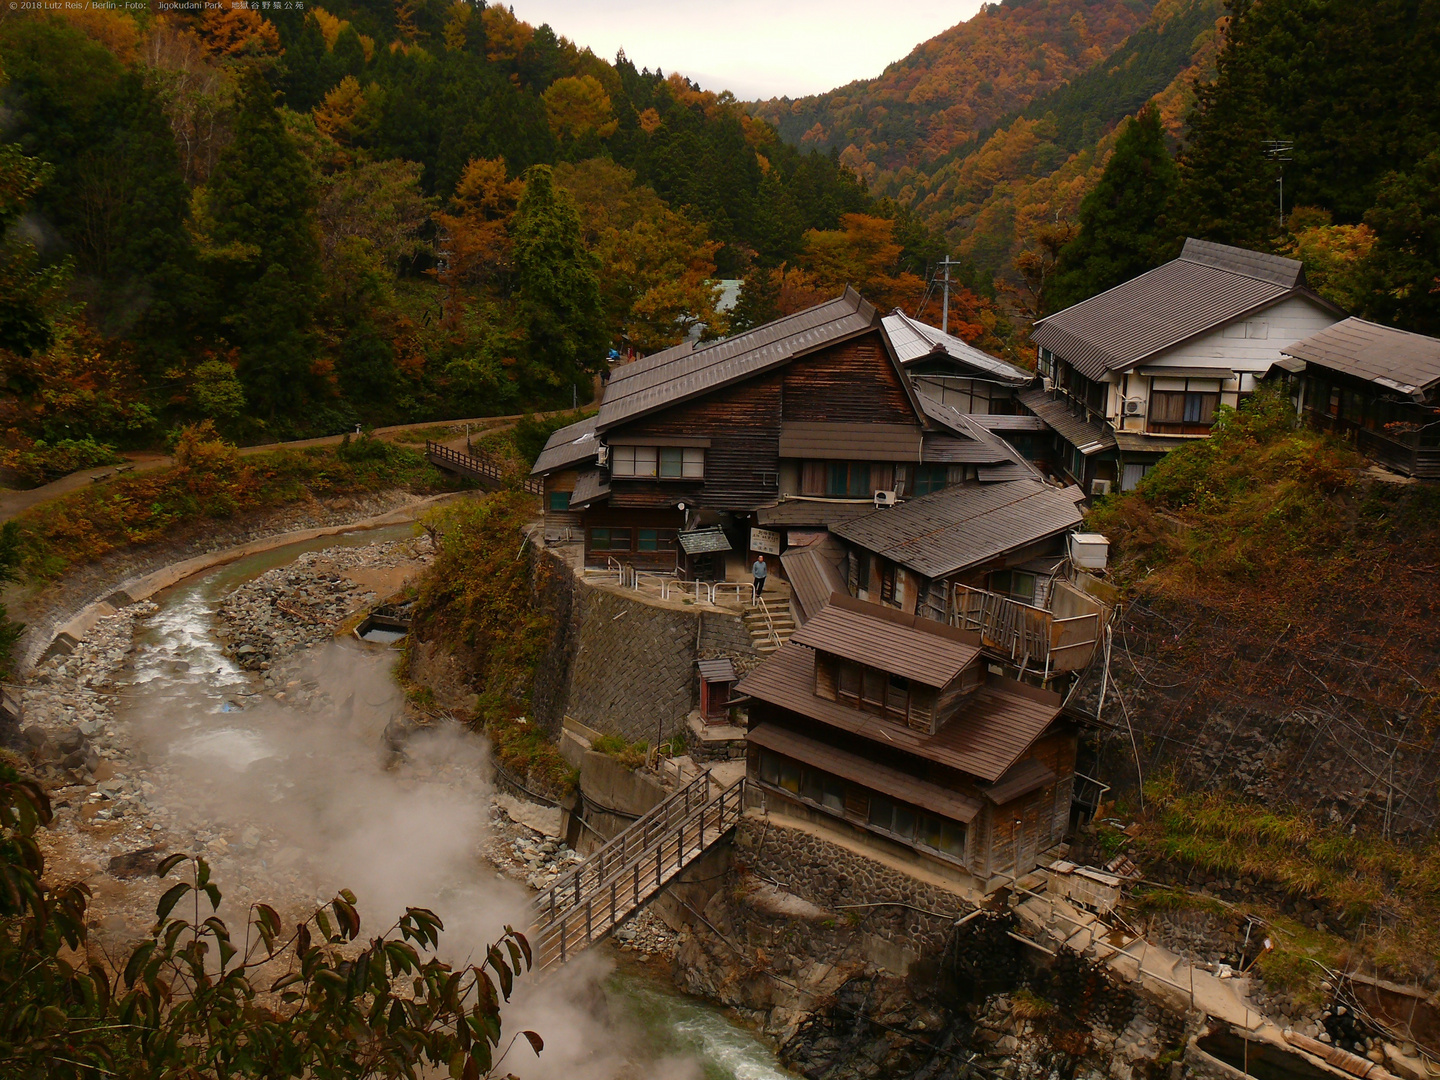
[527,773,746,971]
[743,595,796,655]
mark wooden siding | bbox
[606,369,784,511]
[543,471,584,539]
[782,334,917,425]
[580,506,685,570]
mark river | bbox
[109,524,794,1080]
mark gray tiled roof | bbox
[1282,317,1440,397]
[832,478,1085,579]
[1032,238,1330,381]
[1018,389,1116,455]
[596,287,877,431]
[915,392,1043,476]
[530,415,599,476]
[882,310,1033,383]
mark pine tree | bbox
[1169,0,1281,252]
[1048,104,1178,311]
[512,164,606,389]
[201,67,323,418]
[1363,148,1440,335]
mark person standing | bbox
[752,554,768,597]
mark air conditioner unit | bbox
[1123,398,1144,417]
[873,490,898,508]
[596,443,609,467]
[1090,479,1112,496]
[1042,376,1055,392]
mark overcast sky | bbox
[505,1,986,99]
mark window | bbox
[917,814,967,858]
[912,465,948,496]
[548,490,571,512]
[758,751,800,794]
[880,563,897,605]
[990,570,1037,605]
[862,667,886,710]
[801,461,827,496]
[856,552,870,592]
[611,445,703,479]
[1150,389,1219,434]
[1120,462,1154,491]
[827,462,869,498]
[801,769,846,813]
[886,674,910,719]
[589,528,631,552]
[837,662,861,702]
[637,529,658,551]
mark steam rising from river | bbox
[114,571,721,1080]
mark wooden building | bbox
[830,477,1086,620]
[1278,318,1440,479]
[1026,239,1343,494]
[737,595,1075,887]
[532,288,1033,573]
[883,309,1033,414]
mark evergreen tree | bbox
[1169,0,1281,252]
[0,144,68,357]
[201,67,323,418]
[278,14,332,112]
[512,165,606,388]
[1048,104,1178,311]
[1362,148,1440,336]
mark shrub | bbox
[0,436,120,487]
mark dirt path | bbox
[0,409,578,523]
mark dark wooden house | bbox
[532,288,1030,573]
[1279,318,1440,479]
[737,594,1074,887]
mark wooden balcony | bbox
[946,582,1105,674]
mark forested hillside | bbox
[0,1,1008,459]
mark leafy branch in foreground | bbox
[0,765,541,1079]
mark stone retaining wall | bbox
[528,545,756,744]
[733,815,972,958]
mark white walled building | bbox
[1024,239,1343,493]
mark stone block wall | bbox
[732,815,972,957]
[528,545,756,743]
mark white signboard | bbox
[749,527,781,556]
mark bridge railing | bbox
[424,441,542,494]
[528,775,745,969]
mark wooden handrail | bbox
[424,441,542,494]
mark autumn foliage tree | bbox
[801,213,926,312]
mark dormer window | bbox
[822,655,936,732]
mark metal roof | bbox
[747,723,982,822]
[736,643,1062,781]
[530,415,600,476]
[1018,389,1116,454]
[983,757,1057,805]
[977,462,1035,482]
[1282,317,1440,398]
[755,500,878,528]
[966,414,1050,432]
[923,435,1011,464]
[567,468,610,507]
[605,339,695,387]
[915,393,1042,474]
[697,657,737,683]
[833,478,1085,579]
[789,597,981,687]
[1032,238,1330,381]
[778,545,847,624]
[882,310,1033,384]
[595,287,878,431]
[678,526,731,554]
[779,421,923,461]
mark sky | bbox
[505,0,988,100]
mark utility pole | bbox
[939,255,956,336]
[1262,139,1293,229]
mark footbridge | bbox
[425,441,542,494]
[527,772,746,970]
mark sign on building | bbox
[749,527,781,555]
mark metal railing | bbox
[424,441,542,494]
[528,775,746,970]
[750,594,782,649]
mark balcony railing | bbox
[947,582,1104,674]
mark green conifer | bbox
[203,67,323,418]
[1048,104,1177,311]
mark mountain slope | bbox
[750,0,1158,197]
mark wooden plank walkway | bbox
[424,441,542,494]
[527,774,746,970]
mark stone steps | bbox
[743,598,795,654]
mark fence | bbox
[528,774,745,969]
[424,441,542,494]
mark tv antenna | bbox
[1262,139,1293,229]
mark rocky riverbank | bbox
[9,531,573,954]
